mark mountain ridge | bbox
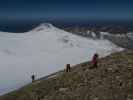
[0,23,123,95]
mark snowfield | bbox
[0,23,123,95]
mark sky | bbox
[0,0,133,22]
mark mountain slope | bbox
[0,23,123,95]
[0,49,133,100]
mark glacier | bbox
[0,23,123,95]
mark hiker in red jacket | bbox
[91,53,99,69]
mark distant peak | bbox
[31,23,54,32]
[38,23,53,28]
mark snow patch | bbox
[127,32,133,40]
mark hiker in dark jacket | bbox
[66,64,71,72]
[91,53,99,69]
[31,74,35,82]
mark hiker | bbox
[90,53,99,69]
[66,64,71,72]
[31,74,35,82]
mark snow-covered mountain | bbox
[0,23,123,95]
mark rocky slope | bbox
[0,49,133,100]
[63,25,133,49]
[63,25,130,35]
[64,26,133,49]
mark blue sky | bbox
[0,0,133,22]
